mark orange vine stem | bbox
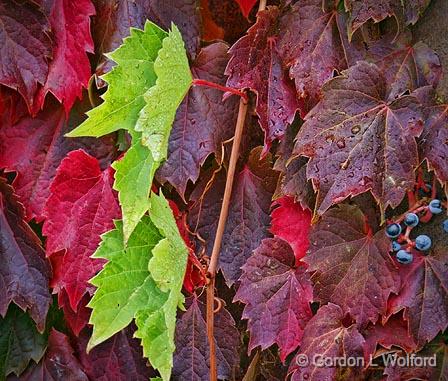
[192,78,248,102]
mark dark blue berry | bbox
[443,219,448,233]
[404,213,419,227]
[391,241,401,252]
[429,199,443,214]
[415,235,432,251]
[386,223,402,238]
[396,250,413,264]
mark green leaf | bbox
[87,217,167,350]
[66,21,167,138]
[135,24,193,162]
[112,140,156,241]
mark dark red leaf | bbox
[294,61,424,214]
[13,329,88,381]
[173,296,240,380]
[42,150,121,311]
[386,212,448,348]
[0,179,51,332]
[32,0,95,114]
[289,303,365,381]
[226,7,298,152]
[234,0,257,18]
[305,204,400,328]
[0,1,52,112]
[75,326,153,381]
[58,289,91,336]
[270,196,311,261]
[0,99,116,221]
[157,43,238,198]
[188,148,278,285]
[235,237,313,361]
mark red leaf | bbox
[294,61,424,214]
[59,289,91,336]
[173,296,240,380]
[0,99,116,221]
[76,326,153,380]
[386,213,448,348]
[157,43,239,198]
[14,329,89,381]
[226,7,299,153]
[289,303,365,381]
[235,237,313,362]
[42,150,121,311]
[32,0,95,114]
[0,179,51,332]
[270,196,311,261]
[0,1,52,111]
[305,204,401,328]
[233,0,257,18]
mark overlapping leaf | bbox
[305,204,400,327]
[42,150,121,311]
[235,237,313,361]
[173,296,240,380]
[157,42,238,198]
[226,7,298,152]
[0,179,51,331]
[294,61,424,214]
[0,99,116,221]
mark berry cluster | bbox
[386,199,447,264]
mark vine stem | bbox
[207,97,248,381]
[192,78,248,102]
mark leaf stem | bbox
[192,78,248,102]
[206,98,248,381]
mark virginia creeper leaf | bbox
[13,329,88,381]
[32,0,95,114]
[66,21,167,138]
[270,196,312,261]
[294,61,424,214]
[235,237,313,362]
[0,0,52,111]
[226,6,298,152]
[386,212,448,348]
[42,150,121,311]
[289,303,365,381]
[112,140,155,241]
[0,304,46,379]
[0,99,116,221]
[305,204,400,328]
[135,24,193,162]
[0,179,51,332]
[234,0,257,18]
[76,326,154,381]
[173,296,240,380]
[58,290,91,337]
[157,42,238,198]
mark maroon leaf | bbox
[386,213,448,348]
[173,296,240,380]
[305,204,400,328]
[0,99,116,221]
[363,313,416,362]
[59,289,91,336]
[235,237,313,362]
[188,148,278,285]
[42,150,121,311]
[419,103,448,189]
[157,43,238,198]
[270,196,312,261]
[294,61,424,214]
[92,0,200,80]
[32,0,95,114]
[0,179,51,332]
[226,7,298,152]
[0,1,52,111]
[13,329,88,381]
[277,0,364,112]
[289,303,365,381]
[76,326,153,381]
